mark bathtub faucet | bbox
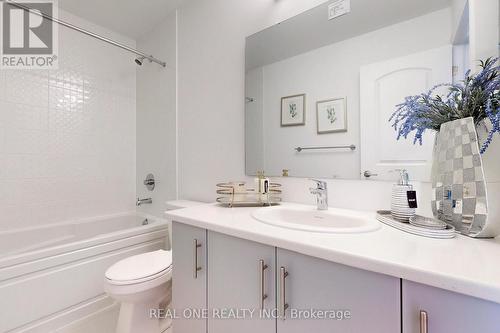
[136,197,152,206]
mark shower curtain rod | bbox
[3,0,167,67]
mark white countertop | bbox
[166,202,500,304]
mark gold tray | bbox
[216,182,282,207]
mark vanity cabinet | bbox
[172,223,500,333]
[402,280,500,333]
[172,223,400,333]
[277,248,400,333]
[208,231,276,333]
[172,223,207,333]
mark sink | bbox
[251,204,380,233]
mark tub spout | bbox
[136,197,152,206]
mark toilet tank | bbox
[164,200,205,249]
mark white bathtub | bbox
[0,212,169,333]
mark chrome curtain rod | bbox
[295,145,356,152]
[3,0,166,67]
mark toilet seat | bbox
[105,250,172,286]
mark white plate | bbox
[409,216,447,230]
[377,211,456,239]
[391,209,414,213]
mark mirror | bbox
[245,0,471,181]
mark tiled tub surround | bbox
[0,10,137,231]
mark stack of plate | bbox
[377,211,456,239]
[409,215,447,230]
[390,185,415,222]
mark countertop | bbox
[165,202,500,304]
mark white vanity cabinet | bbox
[277,248,400,333]
[207,231,276,333]
[172,223,500,333]
[172,222,207,333]
[172,223,400,333]
[402,280,500,333]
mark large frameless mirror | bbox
[245,0,476,181]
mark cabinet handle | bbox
[193,239,202,279]
[259,260,268,309]
[420,310,428,333]
[279,267,289,320]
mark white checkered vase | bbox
[431,117,500,238]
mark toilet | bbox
[104,200,204,333]
[104,250,172,333]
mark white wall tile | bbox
[0,10,137,231]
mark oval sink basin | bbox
[252,204,380,233]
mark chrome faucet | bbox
[309,179,328,210]
[136,197,152,206]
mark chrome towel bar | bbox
[295,145,356,152]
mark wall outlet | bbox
[328,0,351,20]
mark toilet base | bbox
[116,302,171,333]
[106,276,172,333]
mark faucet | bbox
[309,179,328,210]
[136,197,152,206]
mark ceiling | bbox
[58,0,187,40]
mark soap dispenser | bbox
[254,171,270,196]
[390,169,417,222]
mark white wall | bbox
[257,9,451,179]
[178,0,338,202]
[136,13,178,217]
[469,0,499,71]
[0,10,137,230]
[177,0,434,216]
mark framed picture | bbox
[281,94,306,126]
[316,97,347,134]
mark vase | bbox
[431,117,500,238]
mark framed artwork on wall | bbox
[316,97,347,133]
[281,94,306,126]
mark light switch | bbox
[328,0,351,20]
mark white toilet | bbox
[105,250,172,333]
[104,200,204,333]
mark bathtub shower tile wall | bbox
[0,10,137,231]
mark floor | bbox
[54,304,120,333]
[54,304,172,333]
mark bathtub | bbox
[0,212,169,333]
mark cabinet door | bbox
[277,248,400,333]
[208,231,275,333]
[172,222,207,333]
[403,280,500,333]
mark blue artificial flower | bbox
[390,57,499,154]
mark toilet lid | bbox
[105,250,172,282]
